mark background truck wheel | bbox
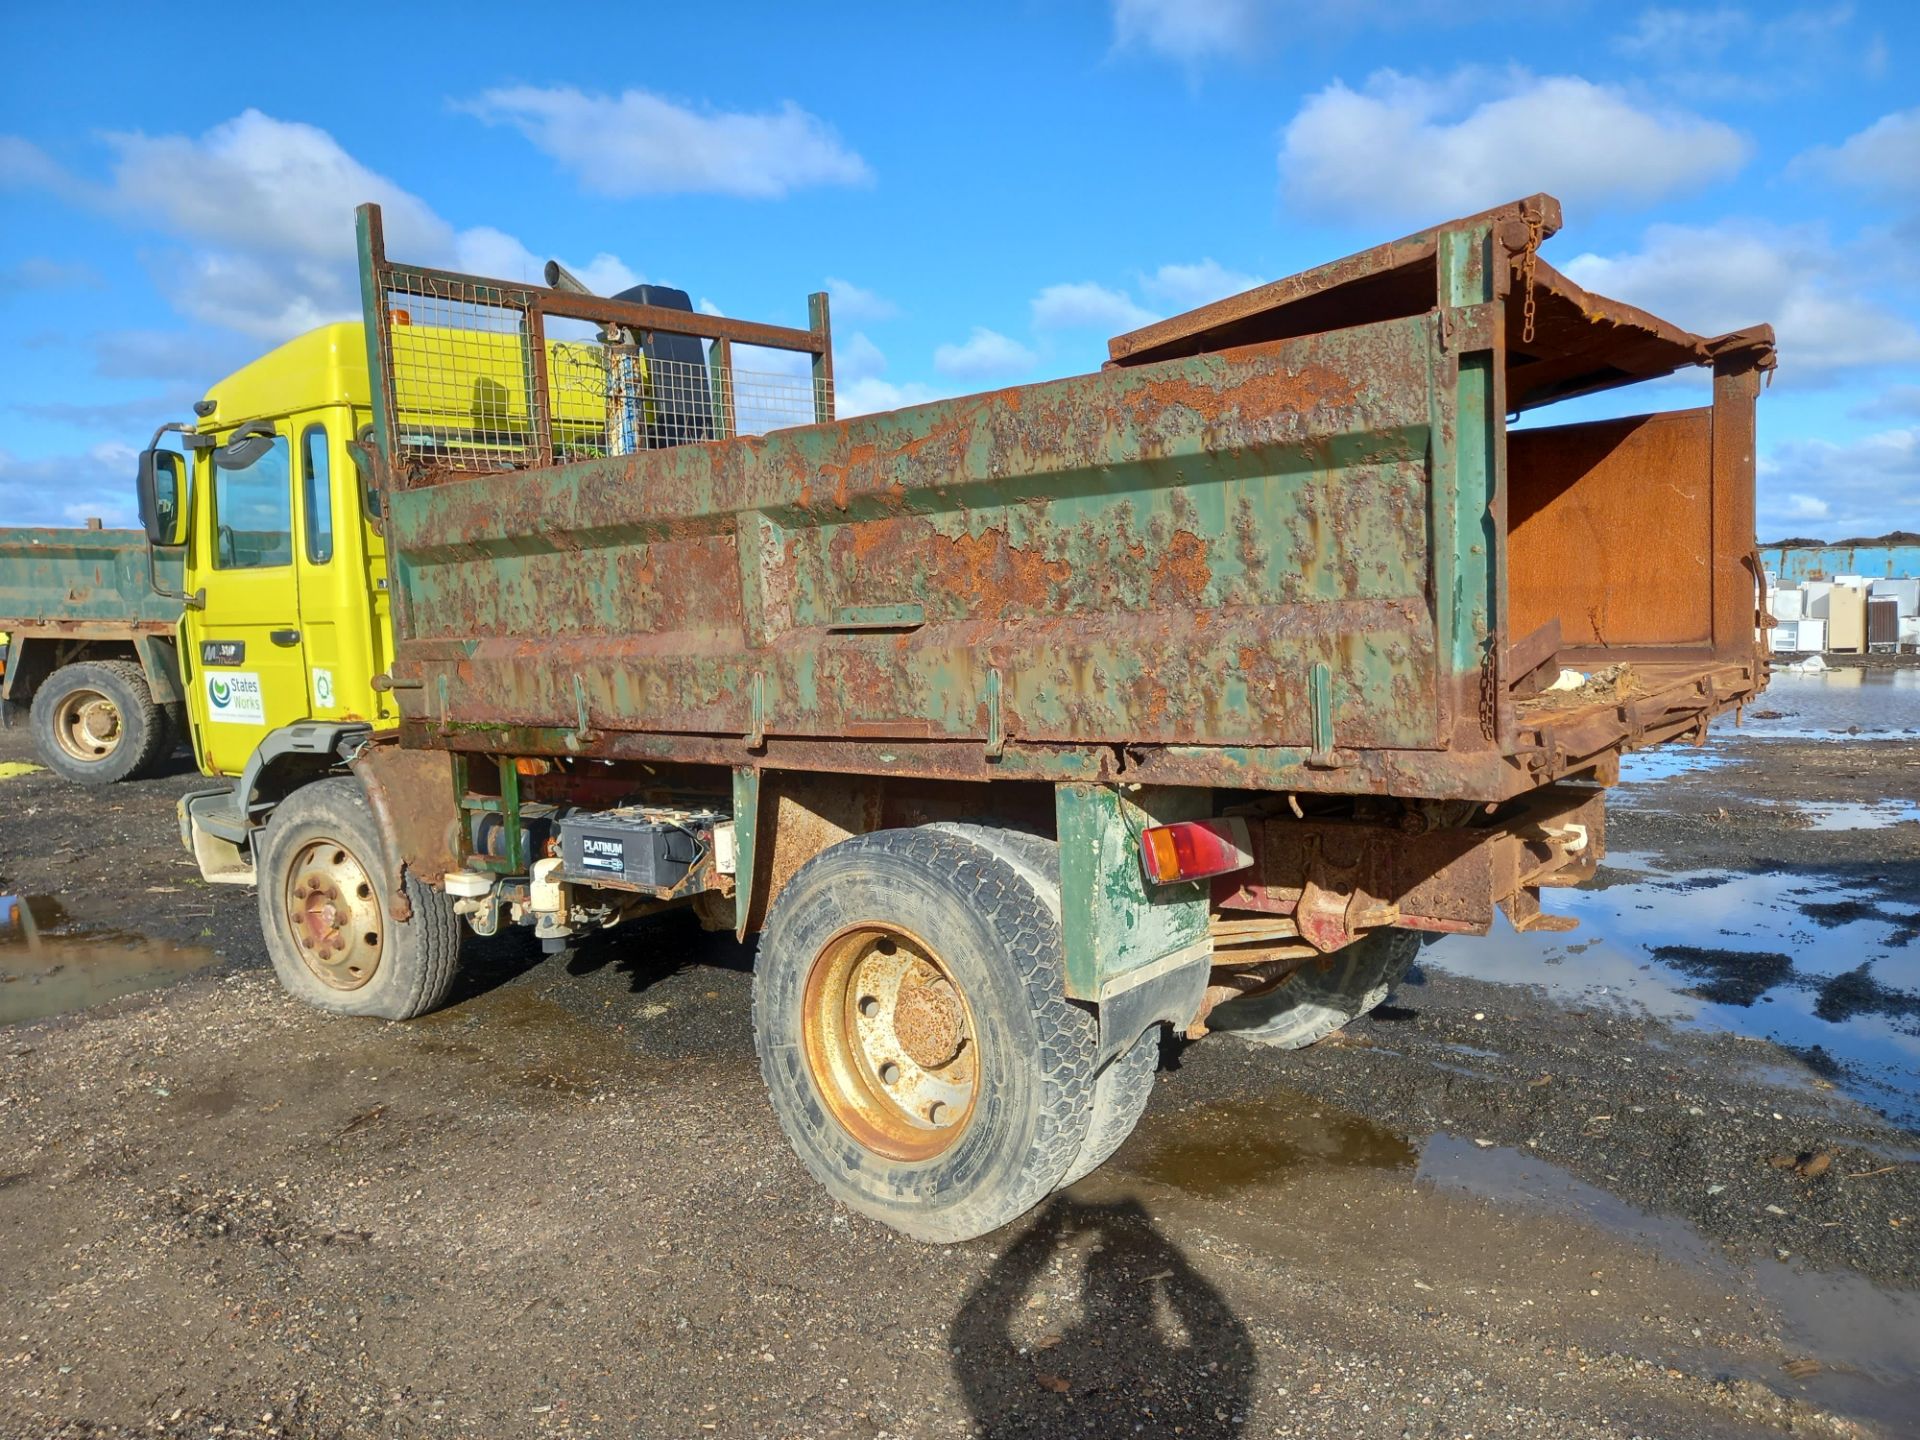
[257,776,461,1020]
[28,659,167,785]
[752,825,1098,1243]
[1208,929,1422,1049]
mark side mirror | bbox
[137,448,186,547]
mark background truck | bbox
[0,524,187,783]
[162,192,1774,1242]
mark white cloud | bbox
[12,393,197,434]
[1612,6,1861,99]
[453,226,640,294]
[0,442,140,527]
[1032,282,1155,332]
[1795,107,1920,202]
[90,329,252,385]
[1279,69,1749,221]
[1853,385,1920,422]
[1028,260,1264,336]
[0,111,643,349]
[1141,259,1263,310]
[1776,493,1830,521]
[461,86,871,200]
[1111,0,1264,63]
[836,332,889,384]
[829,332,951,415]
[1563,221,1920,379]
[825,277,898,323]
[1612,6,1747,61]
[933,327,1037,379]
[0,258,104,292]
[105,109,451,261]
[1757,428,1918,540]
[839,378,949,417]
[0,136,75,193]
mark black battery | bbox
[557,808,713,892]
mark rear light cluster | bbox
[1138,817,1254,886]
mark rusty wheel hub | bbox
[801,924,979,1162]
[51,689,122,763]
[285,839,383,991]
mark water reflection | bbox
[1419,862,1920,1121]
[1,893,216,1025]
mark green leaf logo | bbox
[210,678,231,707]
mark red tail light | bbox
[1139,817,1254,886]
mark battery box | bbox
[557,807,725,893]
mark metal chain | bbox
[1520,208,1543,347]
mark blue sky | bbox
[2,0,1916,540]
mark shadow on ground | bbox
[950,1195,1254,1438]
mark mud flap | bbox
[1056,782,1214,1066]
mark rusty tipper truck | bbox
[160,194,1772,1241]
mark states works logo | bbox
[206,670,266,726]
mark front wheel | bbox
[752,825,1099,1243]
[257,777,462,1020]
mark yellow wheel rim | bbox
[802,923,980,1162]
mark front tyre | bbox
[257,777,461,1020]
[752,826,1098,1243]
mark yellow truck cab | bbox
[170,323,398,776]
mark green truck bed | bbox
[359,193,1772,804]
[0,526,181,633]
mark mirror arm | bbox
[147,545,186,602]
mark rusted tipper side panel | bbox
[0,527,181,631]
[361,194,1770,803]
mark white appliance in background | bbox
[1794,618,1828,652]
[1770,587,1805,624]
[1805,580,1833,618]
[1870,577,1919,617]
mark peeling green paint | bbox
[1055,783,1210,1001]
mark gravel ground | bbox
[1,695,1916,1440]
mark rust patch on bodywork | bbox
[352,742,462,920]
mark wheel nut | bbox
[879,1062,901,1086]
[927,1101,947,1124]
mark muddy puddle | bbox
[1108,1091,1920,1430]
[1418,856,1920,1122]
[1,893,218,1026]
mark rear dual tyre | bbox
[752,825,1160,1243]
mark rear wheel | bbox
[753,825,1098,1242]
[29,659,167,785]
[1058,1023,1160,1188]
[257,777,461,1020]
[1207,929,1421,1048]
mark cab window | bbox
[213,435,292,570]
[301,425,334,564]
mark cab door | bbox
[185,425,309,776]
[292,414,393,728]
